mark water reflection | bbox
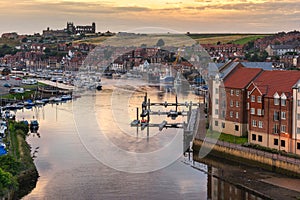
[12,81,265,199]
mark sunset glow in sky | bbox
[1,0,299,34]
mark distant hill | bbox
[188,33,272,45]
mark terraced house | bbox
[211,61,300,155]
[247,71,300,155]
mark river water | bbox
[14,79,265,200]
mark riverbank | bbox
[193,139,300,200]
[0,121,38,199]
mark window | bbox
[257,96,262,103]
[297,143,300,150]
[257,109,262,116]
[235,125,239,131]
[274,124,279,134]
[252,120,257,127]
[247,91,250,98]
[298,100,300,106]
[274,139,278,145]
[274,97,281,105]
[258,121,263,128]
[250,108,255,115]
[215,109,219,115]
[297,127,300,134]
[252,134,256,141]
[222,101,226,108]
[215,99,219,105]
[230,89,234,95]
[281,112,286,119]
[281,140,285,147]
[274,111,279,121]
[281,99,286,106]
[222,122,225,128]
[258,135,262,142]
[236,112,239,119]
[230,100,233,107]
[281,125,286,133]
[297,114,300,120]
[215,120,218,126]
[222,110,225,118]
[247,102,249,110]
[251,95,255,102]
[215,88,219,94]
[236,101,239,107]
[236,90,240,96]
[230,111,233,118]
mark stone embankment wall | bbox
[193,139,300,178]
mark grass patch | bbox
[232,35,270,45]
[1,91,36,101]
[206,130,248,144]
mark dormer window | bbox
[281,93,287,106]
[274,92,279,105]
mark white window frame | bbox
[281,111,286,120]
[251,95,255,102]
[281,99,286,106]
[257,109,262,116]
[252,120,257,127]
[281,125,286,133]
[257,96,262,103]
[258,121,263,128]
[250,108,255,115]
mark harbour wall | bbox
[193,139,300,178]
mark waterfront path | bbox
[194,105,300,166]
[38,80,74,90]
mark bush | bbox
[0,155,21,176]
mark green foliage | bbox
[0,155,21,176]
[14,122,29,136]
[245,50,268,62]
[0,168,18,196]
[0,44,18,57]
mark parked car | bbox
[3,83,11,88]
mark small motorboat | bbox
[61,94,72,101]
[30,120,39,131]
[53,97,62,102]
[34,100,45,105]
[41,98,49,103]
[24,100,35,107]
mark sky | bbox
[0,0,299,34]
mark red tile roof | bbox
[224,66,262,89]
[252,71,300,98]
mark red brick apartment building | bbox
[211,62,300,155]
[212,64,262,136]
[247,71,300,154]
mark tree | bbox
[156,39,165,47]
